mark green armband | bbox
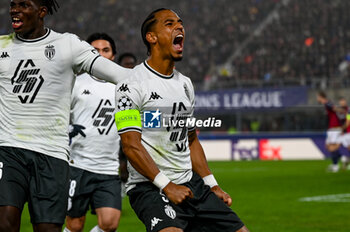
[347,114,350,120]
[115,109,142,131]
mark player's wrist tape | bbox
[203,174,218,188]
[153,172,171,190]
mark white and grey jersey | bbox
[70,73,120,175]
[115,61,196,191]
[0,29,130,161]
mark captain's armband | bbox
[115,109,142,133]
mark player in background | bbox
[117,52,137,189]
[317,92,344,172]
[64,33,122,232]
[0,1,131,231]
[114,8,249,232]
[118,52,138,69]
[338,97,350,170]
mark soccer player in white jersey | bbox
[64,33,122,232]
[114,8,249,232]
[0,1,131,231]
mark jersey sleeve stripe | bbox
[188,126,196,131]
[89,55,101,74]
[118,127,142,134]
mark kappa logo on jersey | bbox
[143,109,162,128]
[92,99,115,135]
[164,205,176,219]
[11,59,44,104]
[0,52,10,58]
[118,84,130,93]
[117,96,132,111]
[149,92,163,100]
[82,89,92,95]
[150,217,163,230]
[44,45,55,60]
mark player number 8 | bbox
[69,180,77,197]
[0,162,3,180]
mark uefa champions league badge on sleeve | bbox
[143,109,162,128]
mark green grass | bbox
[20,160,350,232]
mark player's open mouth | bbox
[12,17,23,29]
[173,34,184,52]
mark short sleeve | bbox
[115,79,144,134]
[69,34,100,74]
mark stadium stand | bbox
[1,0,348,132]
[1,0,348,89]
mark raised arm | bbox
[91,57,132,84]
[70,33,132,85]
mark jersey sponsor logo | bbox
[117,96,133,111]
[0,52,10,58]
[150,217,163,231]
[92,99,115,135]
[149,92,163,100]
[82,89,92,95]
[11,59,44,104]
[164,205,176,219]
[117,84,130,93]
[143,109,162,128]
[44,45,55,60]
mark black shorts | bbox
[67,166,122,218]
[0,146,69,224]
[128,172,245,232]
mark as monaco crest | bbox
[45,45,55,60]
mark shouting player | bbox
[64,33,122,232]
[317,92,344,172]
[114,8,249,232]
[0,1,131,231]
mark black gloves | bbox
[69,124,86,140]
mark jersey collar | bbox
[16,28,51,43]
[144,61,174,79]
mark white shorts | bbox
[326,129,342,145]
[341,133,350,148]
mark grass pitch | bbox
[20,160,350,231]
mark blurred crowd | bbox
[228,0,350,87]
[1,0,350,88]
[0,0,278,86]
